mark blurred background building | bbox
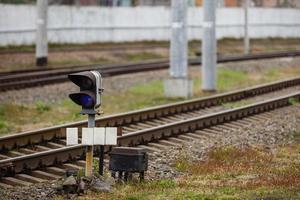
[1,0,299,46]
[1,0,300,7]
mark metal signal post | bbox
[86,114,95,177]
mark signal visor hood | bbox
[68,71,96,90]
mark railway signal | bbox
[68,70,107,177]
[68,71,103,113]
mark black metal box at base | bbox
[109,147,148,172]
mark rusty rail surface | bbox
[1,50,300,92]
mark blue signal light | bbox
[80,95,94,108]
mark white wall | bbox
[0,4,300,46]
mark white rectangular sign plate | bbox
[82,128,94,145]
[93,127,105,145]
[66,128,78,146]
[105,127,117,145]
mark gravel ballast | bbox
[146,105,300,180]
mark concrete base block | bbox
[202,89,217,93]
[36,57,47,67]
[164,78,193,98]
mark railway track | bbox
[1,50,300,92]
[0,78,299,187]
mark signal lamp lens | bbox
[80,95,94,108]
[80,78,93,90]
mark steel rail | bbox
[0,92,298,175]
[1,51,300,91]
[0,77,299,152]
[118,92,300,146]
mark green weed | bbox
[126,197,139,200]
[0,105,10,134]
[242,188,300,200]
[35,101,51,113]
[124,52,163,62]
[140,179,177,190]
[217,69,249,91]
[288,98,300,105]
[76,169,85,179]
[222,100,253,109]
[217,187,238,195]
[157,179,176,189]
[0,121,10,134]
[174,154,191,172]
[174,192,217,200]
[264,69,280,81]
[292,132,300,142]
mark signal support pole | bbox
[86,114,95,177]
[36,0,48,67]
[202,0,217,92]
[164,0,192,98]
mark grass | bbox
[35,101,51,113]
[124,52,164,62]
[0,105,10,134]
[48,57,111,67]
[0,100,86,135]
[101,80,184,114]
[0,41,169,52]
[61,132,300,200]
[222,99,254,109]
[217,69,249,91]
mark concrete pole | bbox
[75,0,80,6]
[139,0,146,6]
[244,0,250,54]
[112,0,118,6]
[170,0,188,78]
[36,0,48,67]
[201,0,217,92]
[85,114,95,177]
[164,0,192,98]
